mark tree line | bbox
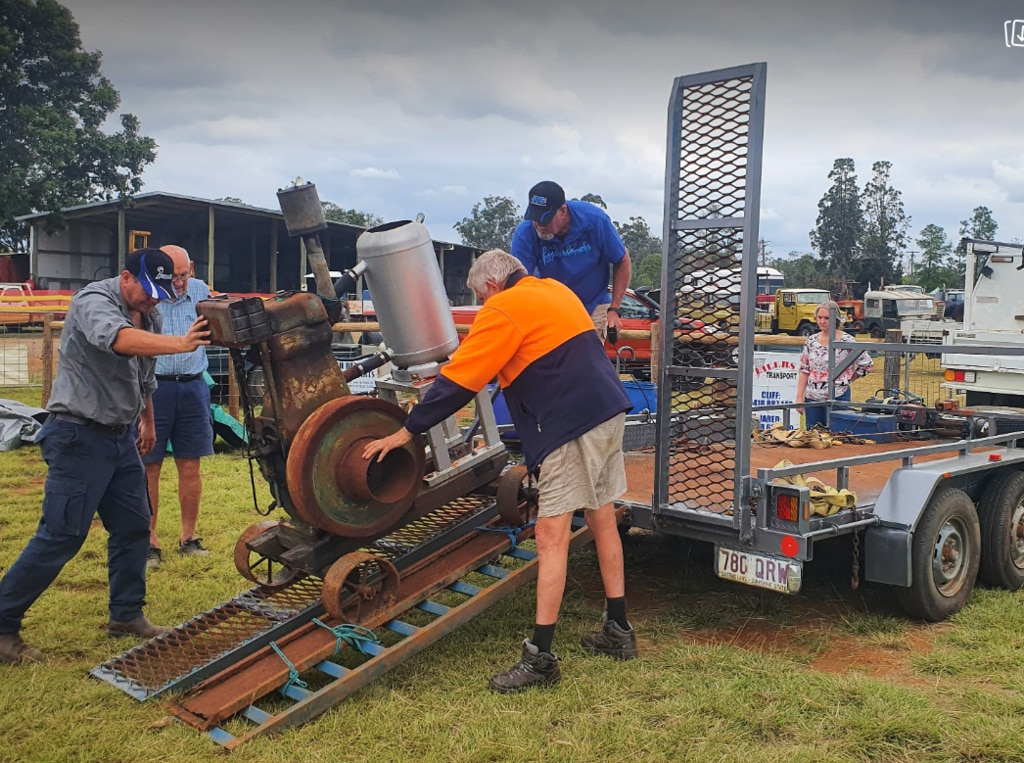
[778,157,1000,297]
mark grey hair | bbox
[816,301,842,321]
[467,249,527,294]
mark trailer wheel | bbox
[869,324,884,339]
[895,487,980,622]
[978,470,1024,590]
[797,322,815,337]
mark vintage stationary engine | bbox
[198,181,528,620]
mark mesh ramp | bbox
[91,495,494,700]
[656,63,765,517]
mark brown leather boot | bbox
[107,616,172,639]
[0,632,44,664]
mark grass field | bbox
[3,377,1024,762]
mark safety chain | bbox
[851,529,861,590]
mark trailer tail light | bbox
[775,492,799,522]
[943,370,976,383]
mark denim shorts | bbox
[142,377,214,462]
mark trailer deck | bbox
[621,437,980,509]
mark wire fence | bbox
[0,326,964,416]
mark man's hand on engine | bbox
[362,427,414,463]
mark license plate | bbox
[716,547,801,594]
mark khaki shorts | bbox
[591,303,609,341]
[536,413,627,518]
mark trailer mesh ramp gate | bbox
[656,63,765,518]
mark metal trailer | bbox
[624,62,1024,623]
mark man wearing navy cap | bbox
[511,180,631,341]
[0,248,211,664]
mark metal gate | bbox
[654,63,766,520]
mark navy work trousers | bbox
[0,418,150,633]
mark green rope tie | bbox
[269,641,308,698]
[311,618,380,656]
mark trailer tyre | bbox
[894,486,980,622]
[978,470,1024,590]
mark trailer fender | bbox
[864,449,1024,586]
[864,524,911,586]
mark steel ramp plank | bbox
[476,564,509,578]
[217,521,594,751]
[447,580,480,596]
[386,620,419,637]
[507,547,538,561]
[242,705,272,724]
[314,660,346,678]
[417,600,450,616]
[208,727,234,746]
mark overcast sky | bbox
[61,0,1024,271]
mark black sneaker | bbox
[146,547,162,569]
[581,618,638,660]
[177,537,210,557]
[488,639,561,694]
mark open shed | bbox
[15,192,480,304]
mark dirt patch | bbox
[10,475,45,497]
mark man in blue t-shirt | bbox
[510,180,631,340]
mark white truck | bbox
[942,239,1024,409]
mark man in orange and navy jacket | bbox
[364,249,637,694]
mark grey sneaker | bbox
[146,547,162,569]
[581,618,638,661]
[488,639,561,694]
[0,633,43,664]
[177,537,209,557]
[108,616,173,639]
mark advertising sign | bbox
[752,351,799,429]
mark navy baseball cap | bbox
[124,248,176,301]
[524,180,566,225]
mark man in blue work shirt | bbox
[0,248,210,664]
[143,245,214,568]
[510,180,631,341]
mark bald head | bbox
[160,245,191,295]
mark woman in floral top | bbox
[796,301,873,429]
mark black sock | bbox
[532,623,556,654]
[606,597,629,630]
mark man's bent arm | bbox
[112,318,209,357]
[610,249,632,310]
